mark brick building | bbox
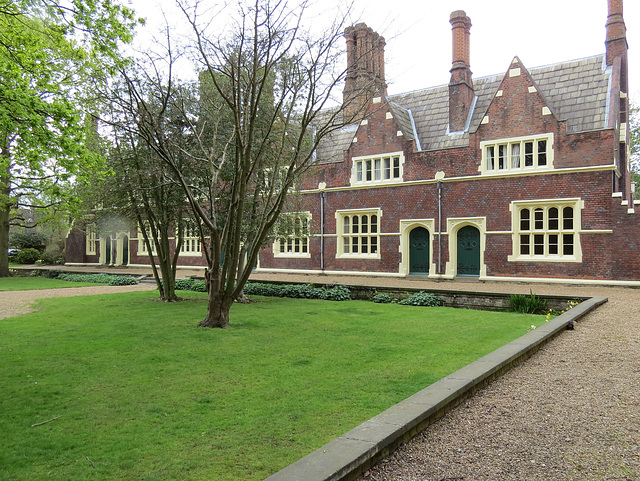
[66,0,639,284]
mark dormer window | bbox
[351,152,404,186]
[480,134,553,175]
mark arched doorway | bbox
[457,225,480,276]
[409,227,430,274]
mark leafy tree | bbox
[0,0,138,277]
[109,0,374,328]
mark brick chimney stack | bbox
[448,10,474,133]
[343,23,387,120]
[605,0,627,67]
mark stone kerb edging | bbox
[264,296,608,481]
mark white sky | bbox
[128,0,640,100]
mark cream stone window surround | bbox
[137,223,156,254]
[179,222,202,256]
[86,224,97,255]
[350,152,405,186]
[479,133,554,175]
[336,208,382,259]
[273,212,312,258]
[508,198,583,263]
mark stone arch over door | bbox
[100,236,112,265]
[115,232,130,266]
[399,219,435,276]
[445,217,487,278]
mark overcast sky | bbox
[128,0,640,100]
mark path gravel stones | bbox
[0,284,156,320]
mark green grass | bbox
[0,291,544,480]
[0,277,107,291]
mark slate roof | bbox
[316,54,612,162]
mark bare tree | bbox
[110,0,374,327]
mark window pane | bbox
[352,215,359,233]
[343,236,350,254]
[520,208,530,230]
[371,236,378,253]
[534,208,544,230]
[356,162,362,182]
[370,215,378,233]
[384,158,390,179]
[563,234,574,255]
[534,234,544,255]
[361,215,368,234]
[498,145,506,169]
[343,216,350,234]
[511,143,521,168]
[352,236,358,253]
[302,238,308,253]
[563,207,574,229]
[487,146,495,170]
[549,234,559,255]
[520,234,530,255]
[548,207,558,230]
[365,160,372,181]
[374,159,381,180]
[525,142,534,166]
[361,236,368,253]
[538,140,547,166]
[393,157,400,178]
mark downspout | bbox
[435,171,445,275]
[438,181,442,275]
[319,182,326,272]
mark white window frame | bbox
[479,134,554,175]
[336,208,382,259]
[86,224,97,255]
[508,198,583,263]
[351,152,404,186]
[273,212,312,258]
[179,222,202,256]
[137,222,156,255]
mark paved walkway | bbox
[9,265,640,479]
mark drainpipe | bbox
[435,171,445,276]
[319,182,326,272]
[438,181,442,275]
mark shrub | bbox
[13,248,41,264]
[398,291,443,307]
[175,279,196,291]
[10,231,47,250]
[319,285,351,301]
[40,269,64,279]
[372,292,394,304]
[40,246,65,265]
[509,290,548,314]
[57,273,138,286]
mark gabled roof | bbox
[316,54,612,162]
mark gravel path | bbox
[350,283,640,481]
[0,284,156,320]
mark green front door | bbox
[409,227,430,274]
[457,225,480,276]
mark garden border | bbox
[264,295,607,481]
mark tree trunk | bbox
[0,205,10,278]
[199,292,232,328]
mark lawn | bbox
[0,276,106,291]
[0,290,544,480]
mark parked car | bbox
[8,248,20,256]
